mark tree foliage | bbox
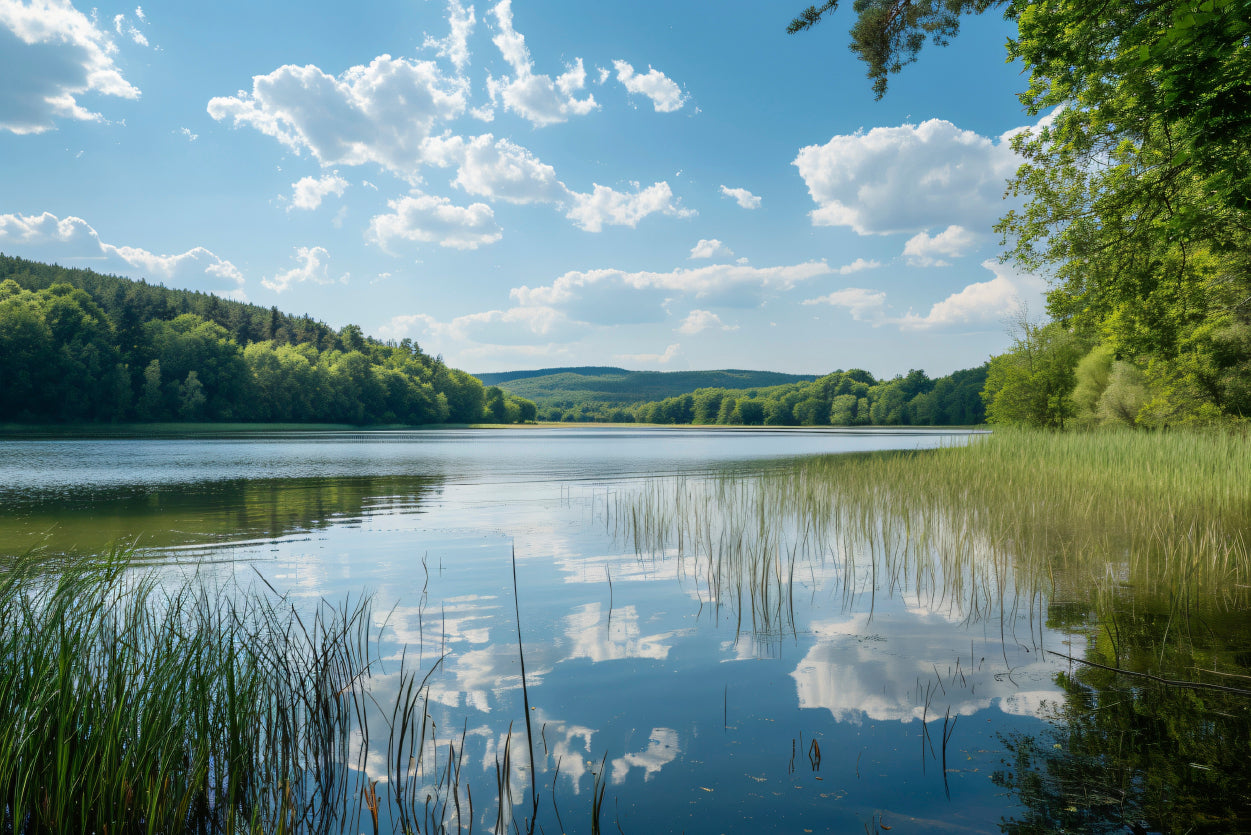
[791,0,1251,425]
[526,365,988,426]
[0,256,535,426]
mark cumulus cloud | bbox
[793,119,1023,235]
[612,60,687,113]
[207,56,468,180]
[484,0,596,126]
[424,133,566,204]
[719,185,761,210]
[615,343,680,366]
[422,0,475,72]
[289,172,348,211]
[368,194,501,251]
[897,259,1042,330]
[380,304,587,346]
[0,0,140,134]
[0,210,244,298]
[677,309,736,334]
[176,126,197,141]
[837,258,881,275]
[803,260,1045,331]
[903,224,977,267]
[512,260,832,324]
[566,181,693,232]
[263,245,345,293]
[689,238,732,260]
[802,287,887,321]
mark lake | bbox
[1,426,1235,833]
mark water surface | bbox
[2,426,1212,833]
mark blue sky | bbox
[0,0,1047,376]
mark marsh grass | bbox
[0,549,556,834]
[619,428,1251,635]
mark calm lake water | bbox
[1,427,1223,832]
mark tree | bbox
[982,316,1084,427]
[791,0,1251,422]
[178,371,207,420]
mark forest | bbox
[522,365,987,425]
[0,255,536,425]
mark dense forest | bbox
[513,365,987,425]
[475,367,817,401]
[0,255,536,425]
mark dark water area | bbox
[2,427,1248,833]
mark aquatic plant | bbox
[0,548,580,834]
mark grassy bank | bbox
[620,427,1251,630]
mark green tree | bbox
[178,371,207,420]
[983,318,1084,427]
[791,0,1251,422]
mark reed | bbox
[618,427,1251,633]
[0,547,572,834]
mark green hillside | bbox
[481,367,818,406]
[0,254,535,425]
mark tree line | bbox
[0,255,536,425]
[535,365,988,426]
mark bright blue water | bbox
[1,427,1071,833]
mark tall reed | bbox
[0,548,536,834]
[618,428,1251,633]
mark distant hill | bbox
[477,367,819,407]
[475,366,630,385]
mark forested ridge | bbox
[478,368,819,406]
[500,365,987,425]
[0,255,536,425]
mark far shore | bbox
[0,421,987,438]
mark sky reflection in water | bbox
[1,427,1079,832]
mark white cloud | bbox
[263,245,345,293]
[0,0,140,134]
[793,119,1023,235]
[289,172,348,211]
[112,11,146,46]
[595,66,610,85]
[719,185,761,210]
[368,194,502,251]
[512,259,832,324]
[565,181,693,232]
[484,0,596,126]
[615,343,680,366]
[802,287,888,321]
[133,5,144,22]
[176,126,197,141]
[897,259,1041,331]
[422,0,475,72]
[837,257,881,275]
[612,60,687,113]
[611,728,679,785]
[425,133,566,204]
[0,211,244,298]
[422,133,692,232]
[677,309,736,334]
[903,224,977,267]
[689,238,732,260]
[207,55,468,181]
[380,304,587,346]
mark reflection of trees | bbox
[0,475,443,556]
[995,597,1251,834]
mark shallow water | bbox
[2,426,1240,833]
